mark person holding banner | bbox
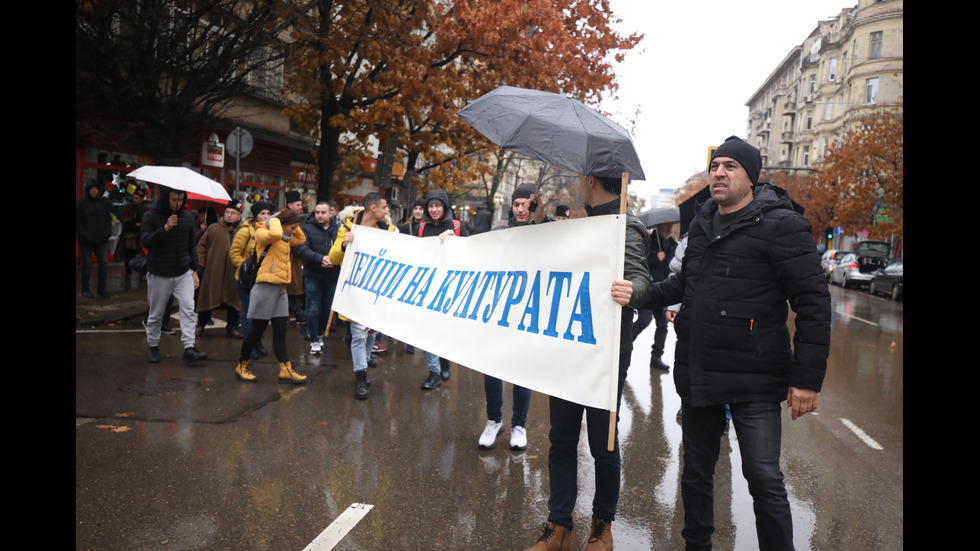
[525,174,651,551]
[328,192,395,400]
[480,183,546,450]
[415,189,469,391]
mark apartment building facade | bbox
[746,0,903,169]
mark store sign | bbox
[201,142,225,168]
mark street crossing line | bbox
[840,418,883,450]
[833,310,878,326]
[303,503,374,551]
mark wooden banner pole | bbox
[608,172,630,452]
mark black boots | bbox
[355,371,369,400]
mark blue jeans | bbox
[350,321,375,372]
[235,280,252,337]
[681,401,793,551]
[304,275,332,340]
[546,352,630,528]
[425,351,441,374]
[484,375,531,427]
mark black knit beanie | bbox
[710,136,762,185]
[512,183,536,203]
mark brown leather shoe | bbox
[524,523,572,551]
[584,517,612,551]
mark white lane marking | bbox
[834,310,878,326]
[840,418,883,450]
[304,503,374,551]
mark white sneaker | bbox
[310,339,322,355]
[478,420,504,449]
[510,425,528,450]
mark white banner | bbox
[331,214,626,411]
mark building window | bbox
[806,110,813,130]
[842,51,848,74]
[828,57,838,81]
[809,75,817,95]
[802,146,810,167]
[825,99,833,120]
[865,78,879,104]
[869,31,883,60]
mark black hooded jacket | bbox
[418,189,469,237]
[650,184,831,407]
[76,182,112,245]
[140,188,199,277]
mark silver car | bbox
[820,249,841,280]
[830,252,889,288]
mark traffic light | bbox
[824,227,833,243]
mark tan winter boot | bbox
[235,359,256,383]
[524,523,572,551]
[278,361,307,384]
[584,517,612,551]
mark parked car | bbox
[870,260,903,301]
[820,249,841,280]
[830,252,889,288]
[855,240,891,257]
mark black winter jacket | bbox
[298,211,340,279]
[586,199,653,355]
[75,184,112,245]
[140,198,199,277]
[418,189,469,237]
[650,184,830,407]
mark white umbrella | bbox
[128,166,231,203]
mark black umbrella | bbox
[458,86,645,181]
[637,207,680,228]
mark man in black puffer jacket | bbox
[650,137,830,551]
[141,186,207,365]
[76,180,112,298]
[298,201,341,354]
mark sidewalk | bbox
[75,260,152,326]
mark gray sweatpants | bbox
[146,270,197,349]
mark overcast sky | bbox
[599,0,853,208]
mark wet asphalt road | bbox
[76,274,902,551]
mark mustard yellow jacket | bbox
[328,209,394,321]
[229,219,260,281]
[253,217,306,285]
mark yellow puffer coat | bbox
[254,217,306,285]
[328,209,394,322]
[229,220,259,280]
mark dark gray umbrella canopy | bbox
[637,207,680,228]
[458,86,645,181]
